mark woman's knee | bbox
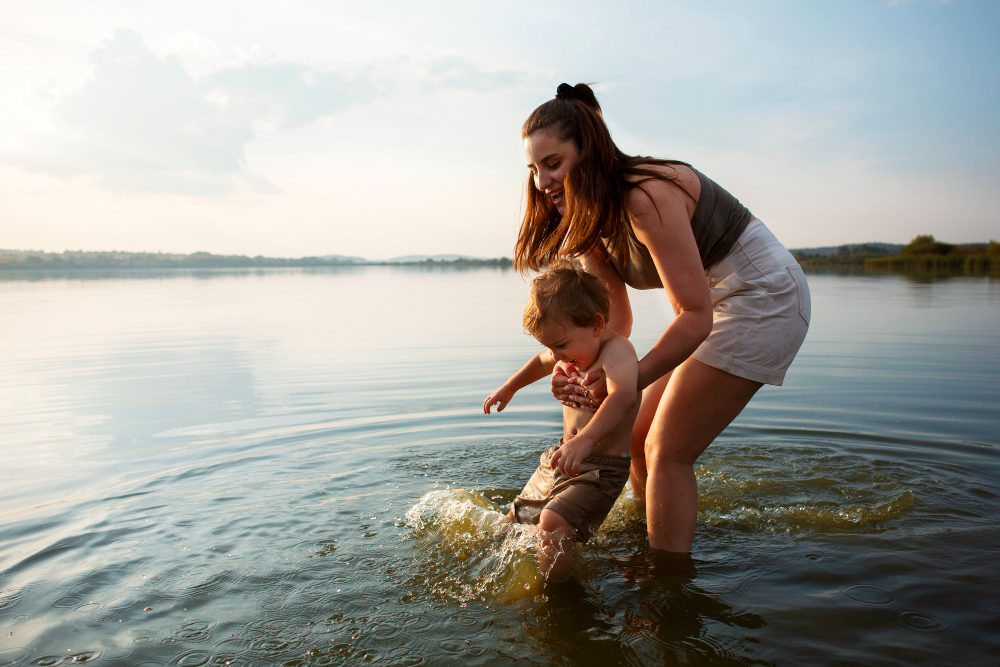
[644,436,700,468]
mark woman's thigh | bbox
[645,357,762,466]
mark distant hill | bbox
[386,254,477,263]
[0,249,511,270]
[789,242,904,257]
[320,254,366,264]
[793,236,997,272]
[0,249,366,269]
[381,254,512,267]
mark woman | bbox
[516,83,810,553]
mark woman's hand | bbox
[551,361,607,413]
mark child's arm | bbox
[550,338,638,475]
[483,350,556,414]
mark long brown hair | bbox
[514,82,687,272]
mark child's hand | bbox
[483,385,515,414]
[549,435,595,477]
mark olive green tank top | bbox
[605,167,753,290]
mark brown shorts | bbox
[511,442,631,542]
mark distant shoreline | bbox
[2,237,995,274]
[792,238,997,273]
[0,250,513,270]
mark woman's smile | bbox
[549,188,565,211]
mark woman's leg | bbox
[629,371,671,510]
[644,358,762,552]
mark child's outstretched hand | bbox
[549,435,595,477]
[483,385,515,414]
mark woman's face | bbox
[524,129,579,215]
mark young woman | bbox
[516,83,810,553]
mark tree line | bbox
[795,236,998,272]
[0,250,513,270]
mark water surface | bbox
[1,267,998,665]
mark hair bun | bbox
[555,83,577,99]
[555,82,601,113]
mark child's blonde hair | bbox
[523,263,611,337]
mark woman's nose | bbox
[535,170,551,192]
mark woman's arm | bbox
[627,178,713,391]
[580,249,632,338]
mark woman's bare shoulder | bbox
[624,162,700,217]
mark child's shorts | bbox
[512,441,631,542]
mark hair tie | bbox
[556,83,577,100]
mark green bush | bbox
[900,235,954,256]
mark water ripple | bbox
[841,584,896,605]
[896,608,947,633]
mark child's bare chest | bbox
[561,358,605,436]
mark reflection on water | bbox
[1,267,999,664]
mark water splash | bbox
[696,443,916,533]
[404,489,542,602]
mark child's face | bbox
[534,316,604,372]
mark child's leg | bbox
[537,509,574,582]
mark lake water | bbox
[1,266,998,665]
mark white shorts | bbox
[691,219,810,386]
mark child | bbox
[483,264,639,582]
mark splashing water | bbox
[697,442,916,533]
[404,488,543,602]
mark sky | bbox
[1,0,997,259]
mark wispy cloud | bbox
[5,30,358,194]
[4,29,529,196]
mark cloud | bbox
[421,55,523,92]
[4,29,372,195]
[4,29,536,196]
